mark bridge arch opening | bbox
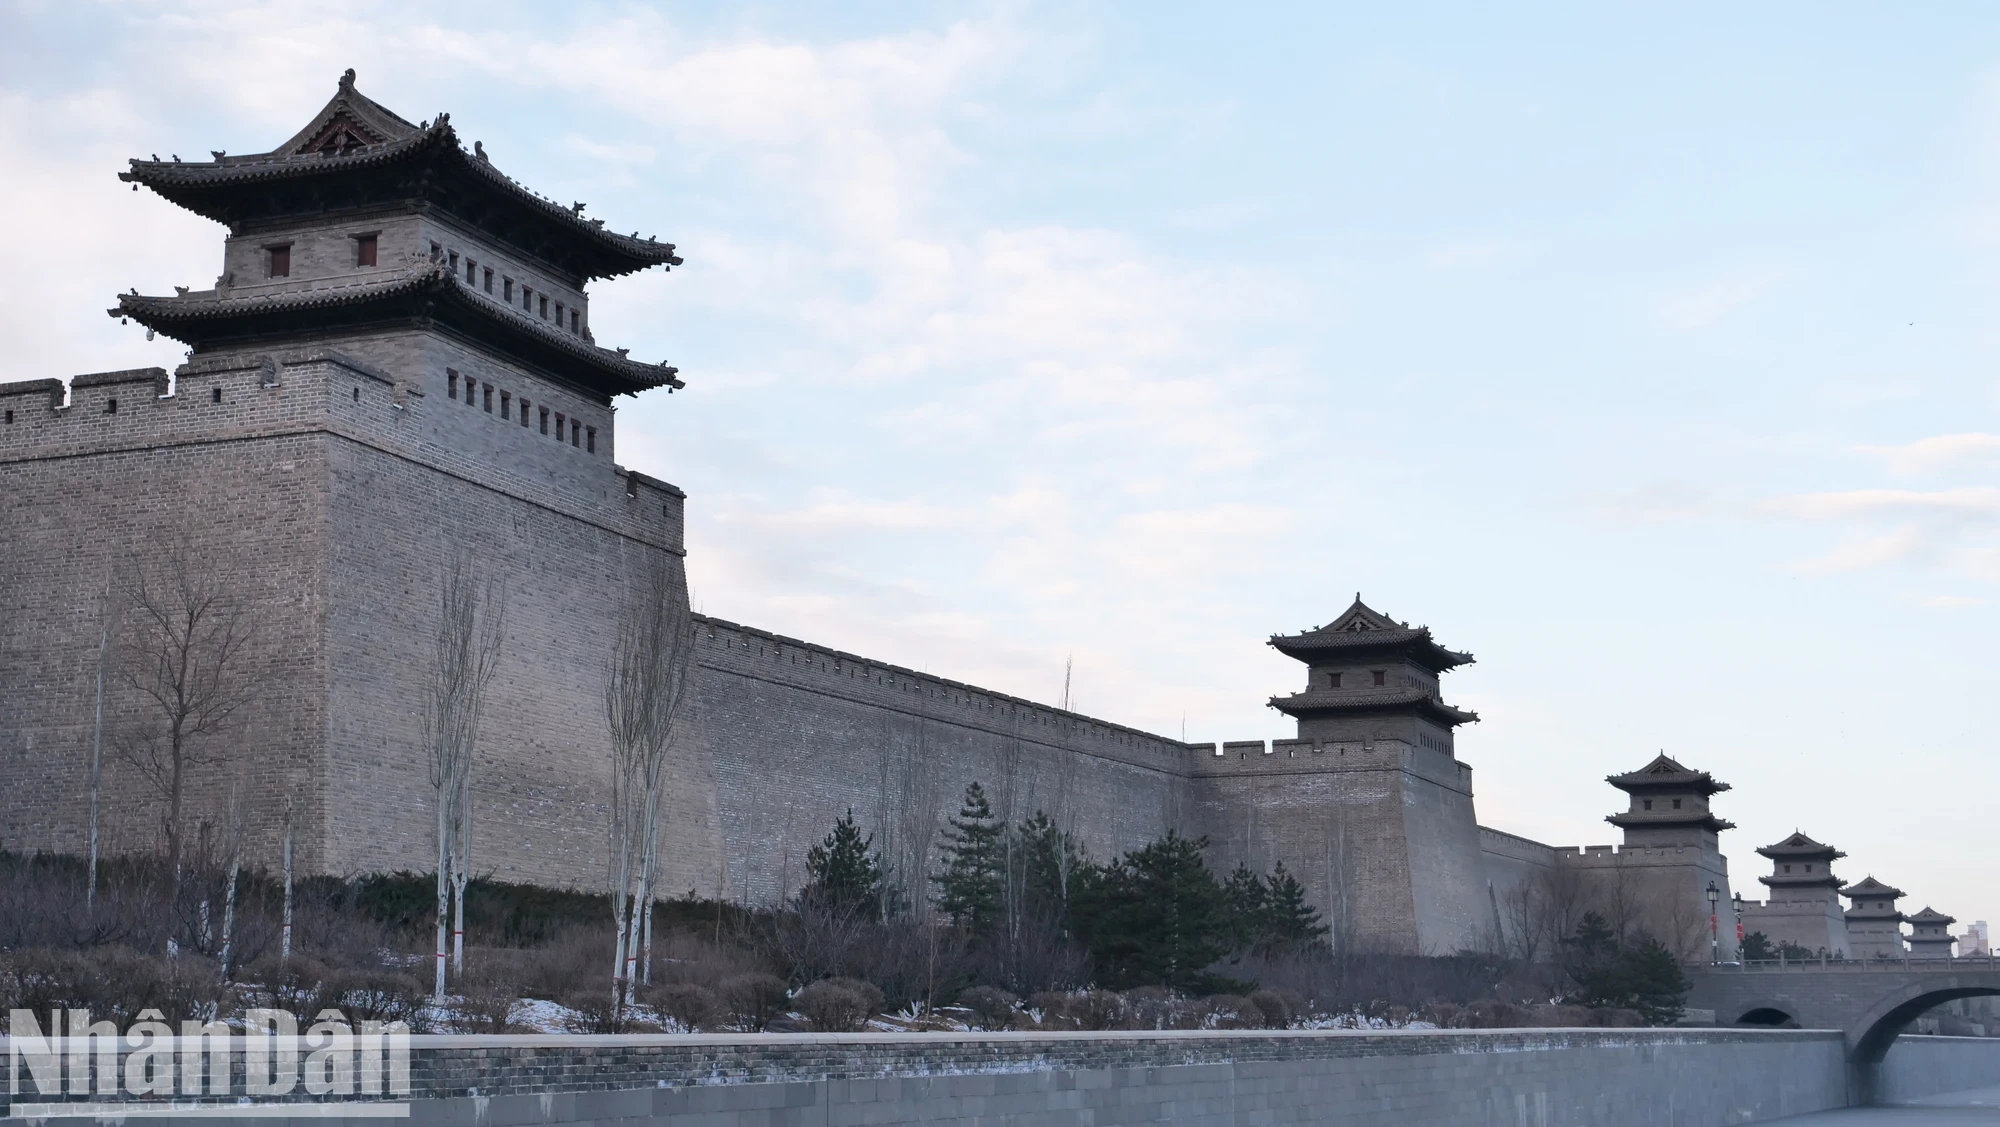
[1851,986,2000,1066]
[1736,1007,1798,1028]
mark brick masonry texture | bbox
[10,1028,1967,1125]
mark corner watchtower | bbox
[112,69,683,425]
[1267,596,1477,753]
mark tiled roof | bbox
[1841,876,1905,900]
[120,73,680,280]
[1605,753,1731,795]
[1268,686,1479,725]
[1269,596,1473,669]
[1756,832,1845,860]
[1605,809,1736,832]
[109,265,681,396]
[1907,907,1956,925]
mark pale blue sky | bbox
[5,2,1996,928]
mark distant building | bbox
[1907,907,1958,960]
[1739,831,1849,958]
[1842,876,1908,960]
[1961,921,1991,957]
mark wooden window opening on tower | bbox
[447,370,459,400]
[463,377,476,406]
[483,384,493,413]
[267,244,291,277]
[586,426,596,453]
[570,309,580,333]
[355,233,378,267]
[1327,672,1342,688]
[484,268,494,294]
[1372,670,1386,686]
[555,412,566,441]
[500,391,511,420]
[539,407,549,435]
[518,398,530,426]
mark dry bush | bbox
[1,948,225,1029]
[1581,1006,1644,1028]
[795,981,869,1032]
[559,986,650,1033]
[1249,989,1299,1029]
[447,950,531,1033]
[334,969,431,1029]
[518,928,612,1002]
[649,930,769,987]
[721,973,790,1031]
[1032,989,1130,1031]
[1120,986,1178,1030]
[644,982,720,1032]
[1200,994,1263,1030]
[1528,1004,1594,1027]
[956,985,1019,1031]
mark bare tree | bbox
[216,777,248,978]
[115,543,260,896]
[422,548,504,1002]
[605,554,697,1004]
[86,574,117,914]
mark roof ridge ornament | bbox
[340,68,356,91]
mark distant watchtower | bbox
[1908,907,1958,960]
[1842,876,1909,960]
[1740,832,1850,958]
[1582,754,1739,960]
[1605,754,1734,849]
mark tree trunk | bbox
[219,855,241,979]
[433,804,450,1003]
[281,818,294,962]
[87,609,110,915]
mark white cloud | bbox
[1857,433,2000,475]
[1657,264,1792,330]
[1765,487,2000,521]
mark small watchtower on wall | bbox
[1908,907,1958,960]
[1740,831,1850,958]
[1576,754,1739,960]
[1841,876,1908,960]
[1192,597,1491,956]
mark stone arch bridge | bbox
[1688,956,2000,1100]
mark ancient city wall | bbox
[691,615,1192,906]
[1188,738,1488,954]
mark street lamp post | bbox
[1707,881,1721,964]
[1732,891,1744,957]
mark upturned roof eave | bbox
[1268,632,1475,670]
[120,126,681,280]
[1604,812,1735,832]
[109,268,681,396]
[1268,691,1480,727]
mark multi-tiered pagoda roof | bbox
[1603,753,1735,834]
[1268,596,1474,672]
[1755,831,1845,890]
[1267,597,1479,728]
[120,70,679,280]
[109,70,682,401]
[1841,876,1906,922]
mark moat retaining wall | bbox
[0,1029,1863,1126]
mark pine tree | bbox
[1017,810,1085,928]
[934,783,1005,933]
[801,808,886,921]
[1620,938,1692,1025]
[1258,862,1328,953]
[1740,931,1774,961]
[1221,863,1268,952]
[1072,831,1228,990]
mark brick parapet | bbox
[1189,736,1472,797]
[0,349,682,556]
[0,1028,1848,1114]
[691,615,1194,775]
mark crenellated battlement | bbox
[0,348,682,555]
